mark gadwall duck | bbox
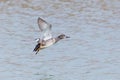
[33,17,70,54]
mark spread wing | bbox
[37,17,52,40]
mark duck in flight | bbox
[33,17,70,54]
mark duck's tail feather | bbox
[35,50,39,55]
[33,43,41,54]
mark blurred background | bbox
[0,0,120,80]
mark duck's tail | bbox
[33,43,41,54]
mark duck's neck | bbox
[55,37,62,43]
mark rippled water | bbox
[0,0,120,80]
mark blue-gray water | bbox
[0,0,120,80]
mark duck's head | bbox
[57,34,70,39]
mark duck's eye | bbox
[58,36,62,39]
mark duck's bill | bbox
[66,36,70,38]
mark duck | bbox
[33,17,70,54]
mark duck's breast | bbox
[41,39,55,48]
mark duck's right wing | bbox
[37,17,52,40]
[38,17,51,32]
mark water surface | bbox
[0,0,120,80]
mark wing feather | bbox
[37,17,52,40]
